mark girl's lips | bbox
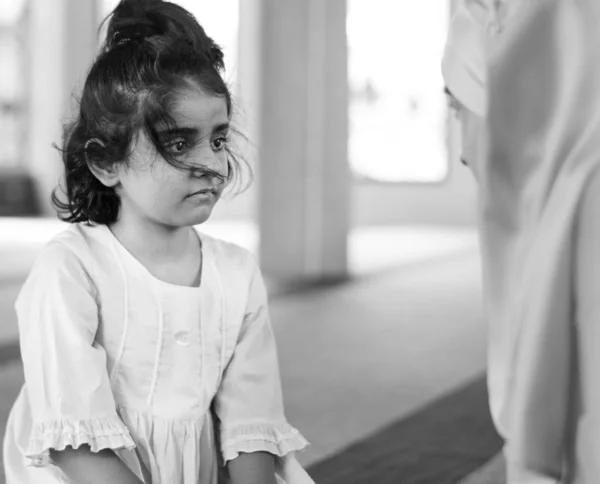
[188,188,215,198]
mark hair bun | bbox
[105,0,162,50]
[111,18,160,46]
[103,0,225,72]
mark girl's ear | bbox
[85,139,120,187]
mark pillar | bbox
[256,0,350,284]
[27,0,99,215]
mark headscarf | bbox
[441,0,510,436]
[441,0,492,118]
[483,0,600,479]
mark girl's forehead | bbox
[170,88,228,126]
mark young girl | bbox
[2,1,314,483]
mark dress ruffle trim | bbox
[220,421,309,463]
[25,416,136,467]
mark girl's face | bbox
[115,88,230,229]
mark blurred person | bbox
[445,0,600,482]
[441,0,489,182]
[2,1,314,483]
[442,0,514,443]
[485,0,600,482]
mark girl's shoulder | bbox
[27,223,108,281]
[14,224,103,309]
[196,230,259,276]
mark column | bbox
[255,0,350,284]
[27,0,99,215]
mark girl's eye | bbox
[211,136,228,151]
[166,139,188,154]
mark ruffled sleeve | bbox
[16,240,135,466]
[213,254,311,477]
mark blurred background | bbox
[0,0,503,482]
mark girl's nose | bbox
[192,149,228,178]
[192,167,226,183]
[192,162,228,185]
[206,170,227,187]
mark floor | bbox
[307,374,503,484]
[0,217,505,482]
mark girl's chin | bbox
[187,205,216,226]
[153,202,219,228]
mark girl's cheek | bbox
[218,152,229,176]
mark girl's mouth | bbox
[188,188,216,198]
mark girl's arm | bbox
[15,243,137,478]
[227,451,277,484]
[51,446,144,484]
[212,252,313,483]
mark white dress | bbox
[2,223,313,484]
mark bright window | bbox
[347,1,450,183]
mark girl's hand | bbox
[51,446,145,484]
[227,451,278,484]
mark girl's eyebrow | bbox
[157,126,200,138]
[212,122,229,134]
[157,123,229,138]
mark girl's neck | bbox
[108,216,196,264]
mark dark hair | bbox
[52,0,251,225]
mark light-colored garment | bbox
[441,0,496,119]
[481,0,600,482]
[441,0,511,430]
[441,0,498,180]
[2,223,314,484]
[443,1,600,482]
